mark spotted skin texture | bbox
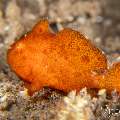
[103,63,120,92]
[7,20,120,95]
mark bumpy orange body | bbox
[103,63,120,92]
[7,20,120,95]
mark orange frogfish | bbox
[7,19,120,95]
